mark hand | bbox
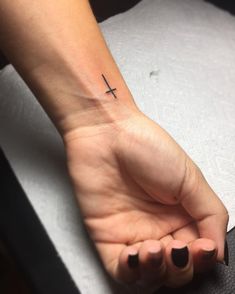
[63,104,228,289]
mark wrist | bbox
[27,60,139,138]
[58,94,140,143]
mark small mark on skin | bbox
[102,74,117,98]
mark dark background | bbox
[89,0,235,22]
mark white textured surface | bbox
[0,0,235,293]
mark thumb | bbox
[178,157,229,263]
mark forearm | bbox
[0,0,137,136]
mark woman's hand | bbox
[64,104,229,289]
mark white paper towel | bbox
[0,0,235,293]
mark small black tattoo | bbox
[102,74,117,98]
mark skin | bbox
[0,0,229,290]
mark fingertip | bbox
[164,240,193,288]
[116,245,141,284]
[138,240,166,286]
[190,238,217,273]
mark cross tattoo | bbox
[102,74,117,99]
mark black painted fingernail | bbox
[224,240,229,266]
[128,253,139,268]
[202,249,216,261]
[171,246,189,268]
[148,252,163,267]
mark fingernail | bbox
[171,246,189,268]
[128,253,139,268]
[148,251,163,267]
[224,240,229,266]
[201,249,216,261]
